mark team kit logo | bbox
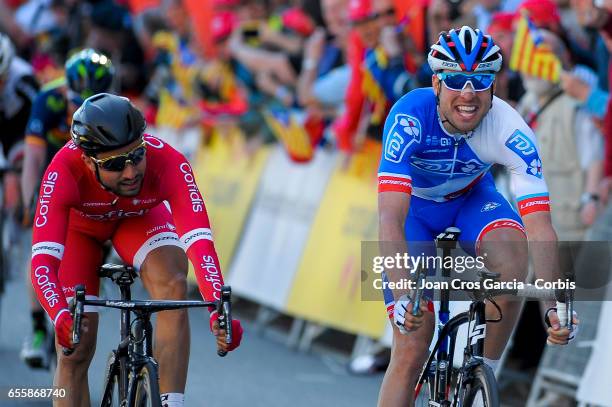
[481,201,501,212]
[411,157,487,176]
[505,130,543,178]
[384,114,422,163]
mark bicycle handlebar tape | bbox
[72,284,86,346]
[217,285,232,357]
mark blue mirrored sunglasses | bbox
[436,73,496,92]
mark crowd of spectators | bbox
[1,0,610,191]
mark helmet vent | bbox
[126,114,133,134]
[96,126,114,141]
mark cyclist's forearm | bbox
[379,217,411,301]
[378,192,411,301]
[524,214,560,308]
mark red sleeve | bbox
[161,147,224,303]
[31,152,80,326]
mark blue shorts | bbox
[382,175,524,309]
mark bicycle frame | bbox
[69,264,233,406]
[413,229,489,406]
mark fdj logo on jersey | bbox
[505,130,542,178]
[384,114,421,163]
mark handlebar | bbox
[63,284,236,358]
[62,284,86,356]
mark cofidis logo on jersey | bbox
[384,114,422,163]
[505,130,542,178]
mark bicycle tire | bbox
[100,352,122,407]
[460,364,499,407]
[131,360,161,407]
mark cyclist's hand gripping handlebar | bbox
[62,284,85,356]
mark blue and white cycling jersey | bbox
[378,88,552,311]
[378,88,550,216]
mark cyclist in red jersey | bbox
[30,93,243,407]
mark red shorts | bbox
[59,203,182,306]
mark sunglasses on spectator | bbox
[91,141,147,172]
[436,73,496,92]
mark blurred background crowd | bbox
[2,0,612,405]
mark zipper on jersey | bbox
[449,138,461,179]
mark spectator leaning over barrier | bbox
[567,0,612,211]
[195,11,249,128]
[228,1,315,108]
[333,0,416,154]
[487,11,526,105]
[85,0,147,97]
[143,0,205,160]
[296,0,350,116]
[516,29,603,240]
[559,0,611,124]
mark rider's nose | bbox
[121,162,138,178]
[460,82,476,97]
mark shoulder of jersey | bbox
[49,141,83,172]
[394,87,436,109]
[142,134,182,161]
[35,85,67,112]
[487,96,527,135]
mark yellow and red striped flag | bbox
[263,109,315,163]
[509,12,562,83]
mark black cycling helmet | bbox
[71,93,146,155]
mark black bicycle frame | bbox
[414,229,489,405]
[70,264,230,404]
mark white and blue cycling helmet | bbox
[428,26,502,73]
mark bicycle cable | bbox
[485,297,503,323]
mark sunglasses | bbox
[436,73,496,92]
[91,141,146,172]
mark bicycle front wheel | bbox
[101,352,122,407]
[460,364,499,407]
[132,361,161,407]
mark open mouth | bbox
[455,105,479,120]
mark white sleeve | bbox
[493,104,550,216]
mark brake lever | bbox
[217,286,232,357]
[62,284,86,356]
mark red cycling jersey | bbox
[31,135,224,326]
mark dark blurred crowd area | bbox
[1,0,611,167]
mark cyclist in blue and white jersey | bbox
[377,26,577,406]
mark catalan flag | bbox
[509,12,562,83]
[263,109,315,163]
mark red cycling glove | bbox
[55,310,74,349]
[209,312,243,351]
